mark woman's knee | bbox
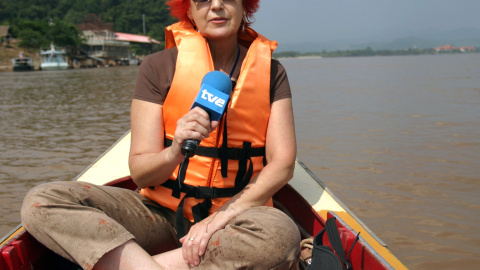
[21,182,51,230]
[253,206,300,250]
[21,181,79,229]
[242,207,300,268]
[207,206,300,267]
[23,181,76,207]
[241,206,300,242]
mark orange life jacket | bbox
[140,22,277,224]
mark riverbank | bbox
[4,41,478,72]
[1,40,142,72]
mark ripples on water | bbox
[283,54,480,269]
[1,54,480,269]
[1,67,134,236]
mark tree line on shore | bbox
[1,0,174,54]
[2,1,478,58]
[273,46,479,59]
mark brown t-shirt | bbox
[133,47,291,104]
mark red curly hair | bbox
[167,0,260,28]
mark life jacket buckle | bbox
[192,186,218,199]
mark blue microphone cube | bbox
[191,83,230,121]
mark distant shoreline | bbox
[274,51,480,60]
[273,47,479,59]
[3,42,479,72]
[276,55,323,60]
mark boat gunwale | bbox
[295,160,388,248]
[73,130,131,182]
[0,224,23,247]
[328,211,395,270]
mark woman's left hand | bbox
[179,209,236,268]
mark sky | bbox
[252,0,480,46]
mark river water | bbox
[1,54,479,269]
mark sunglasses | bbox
[192,0,236,2]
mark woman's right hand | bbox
[170,107,218,158]
[129,100,219,188]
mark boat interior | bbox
[1,174,392,270]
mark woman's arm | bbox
[129,99,179,188]
[222,97,297,211]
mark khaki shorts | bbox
[21,181,300,269]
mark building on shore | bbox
[79,28,130,66]
[434,44,476,53]
[74,18,160,67]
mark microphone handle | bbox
[181,139,199,158]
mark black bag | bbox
[307,217,360,270]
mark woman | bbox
[21,0,299,269]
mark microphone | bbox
[181,71,232,157]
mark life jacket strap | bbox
[161,138,266,243]
[164,138,266,160]
[220,113,229,177]
[235,141,253,190]
[168,182,239,245]
[163,138,263,201]
[160,179,239,199]
[175,187,213,244]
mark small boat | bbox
[118,58,130,66]
[12,57,34,72]
[40,43,69,70]
[0,131,407,269]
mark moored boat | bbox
[12,57,34,72]
[40,43,69,70]
[0,131,407,269]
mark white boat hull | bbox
[40,63,69,70]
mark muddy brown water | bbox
[1,54,479,269]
